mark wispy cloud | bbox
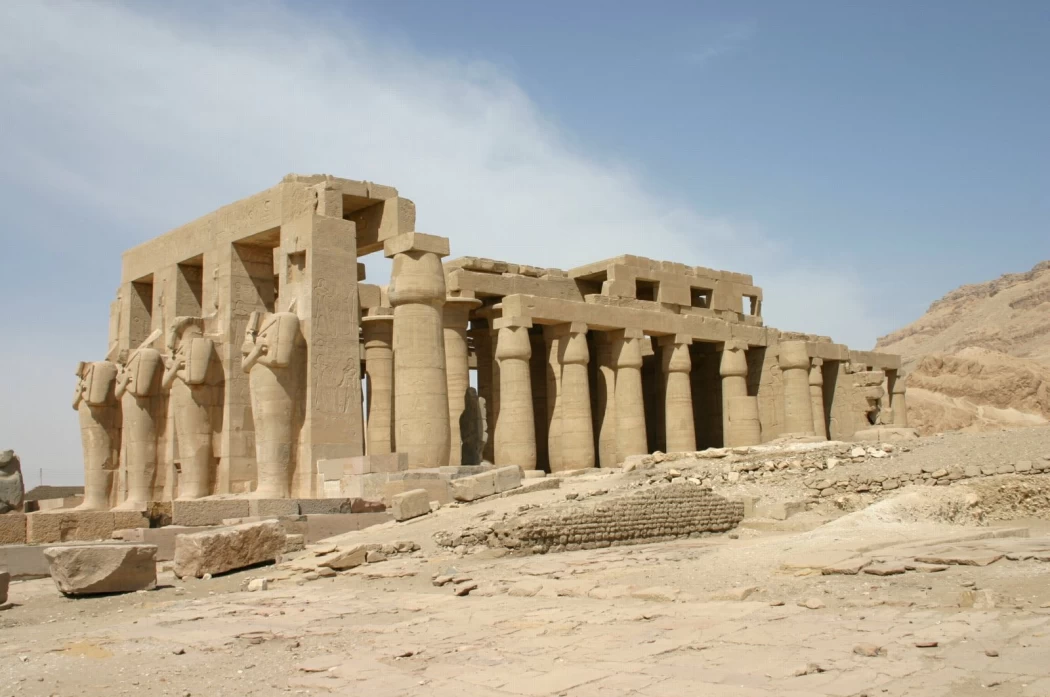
[682,20,756,67]
[0,3,881,483]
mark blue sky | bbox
[1,1,1047,485]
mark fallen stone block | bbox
[863,563,907,576]
[173,520,284,579]
[450,471,498,502]
[754,500,806,521]
[821,557,872,575]
[113,525,212,561]
[391,489,431,522]
[44,544,157,595]
[493,466,523,493]
[317,543,381,571]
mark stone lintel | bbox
[849,350,901,371]
[383,232,450,258]
[494,316,534,330]
[656,333,693,347]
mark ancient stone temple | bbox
[77,174,907,509]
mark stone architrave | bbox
[0,450,24,514]
[719,342,760,447]
[443,297,482,466]
[494,317,537,470]
[779,341,815,435]
[556,322,595,471]
[660,335,696,453]
[385,232,451,468]
[361,315,394,455]
[593,332,618,468]
[114,345,162,510]
[612,329,648,463]
[163,317,218,500]
[73,360,120,511]
[891,373,909,427]
[241,310,302,499]
[809,358,828,439]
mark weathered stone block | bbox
[44,544,157,595]
[451,471,498,502]
[343,472,393,500]
[0,512,27,544]
[248,499,300,518]
[298,498,354,515]
[114,525,212,561]
[173,520,284,579]
[391,489,430,522]
[0,569,8,605]
[493,466,523,493]
[305,512,391,543]
[172,499,250,527]
[27,511,148,544]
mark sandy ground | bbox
[2,426,1050,697]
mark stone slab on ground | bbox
[0,512,26,544]
[114,525,213,561]
[450,470,498,502]
[391,489,430,522]
[493,466,523,493]
[26,510,148,544]
[173,520,285,579]
[171,499,250,527]
[384,474,452,505]
[43,544,157,595]
[305,512,392,543]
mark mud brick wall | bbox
[439,483,744,555]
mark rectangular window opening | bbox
[690,287,712,308]
[636,279,658,302]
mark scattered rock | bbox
[365,550,387,564]
[44,544,158,596]
[985,649,999,658]
[863,563,907,576]
[316,567,337,578]
[246,578,269,592]
[454,583,478,596]
[432,575,454,587]
[853,644,884,657]
[800,598,825,610]
[915,641,939,648]
[793,663,824,677]
[508,580,543,597]
[712,586,757,601]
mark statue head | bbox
[241,311,300,373]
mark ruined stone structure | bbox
[78,174,906,508]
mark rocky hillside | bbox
[876,261,1050,434]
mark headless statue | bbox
[113,340,162,510]
[73,360,120,510]
[163,317,217,500]
[241,310,300,499]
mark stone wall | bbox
[435,482,743,555]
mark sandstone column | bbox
[659,335,696,453]
[593,332,618,468]
[556,323,595,471]
[891,373,909,427]
[115,347,162,509]
[385,233,451,468]
[612,329,648,462]
[443,298,481,466]
[544,326,564,472]
[362,315,394,455]
[779,340,815,435]
[720,342,761,447]
[809,358,828,439]
[494,317,537,470]
[73,361,120,510]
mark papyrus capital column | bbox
[720,341,761,447]
[362,314,394,456]
[443,297,481,466]
[809,357,828,439]
[494,317,537,470]
[891,372,909,427]
[779,340,815,435]
[556,322,595,471]
[612,328,648,462]
[659,335,696,453]
[385,232,451,468]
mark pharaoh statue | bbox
[113,332,162,510]
[73,360,121,510]
[241,309,301,499]
[163,317,217,500]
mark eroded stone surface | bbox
[43,544,157,595]
[173,520,284,579]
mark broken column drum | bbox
[494,320,537,470]
[661,336,697,453]
[613,329,648,463]
[779,340,816,435]
[719,344,761,447]
[242,310,301,498]
[387,236,451,468]
[361,315,394,455]
[73,360,120,510]
[115,346,162,509]
[163,317,218,500]
[809,358,828,439]
[556,324,595,471]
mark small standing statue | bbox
[241,309,301,499]
[163,317,217,500]
[73,360,120,510]
[0,450,24,514]
[114,330,162,510]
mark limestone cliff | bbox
[876,261,1050,434]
